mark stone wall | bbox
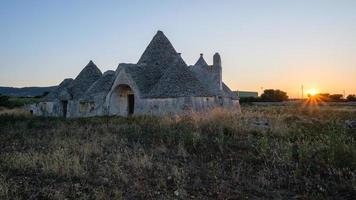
[27,101,60,117]
[67,97,107,118]
[28,95,240,118]
[134,96,240,116]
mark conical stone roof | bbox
[137,30,178,66]
[124,32,225,98]
[70,60,102,100]
[43,78,73,101]
[118,31,180,97]
[148,55,212,98]
[81,70,115,101]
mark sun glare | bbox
[307,88,318,96]
[302,87,325,108]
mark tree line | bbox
[0,92,48,108]
[311,93,356,102]
[239,89,356,103]
[239,89,288,103]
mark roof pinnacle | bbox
[194,53,208,66]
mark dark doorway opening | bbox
[61,100,68,117]
[127,94,134,115]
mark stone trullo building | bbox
[28,31,240,117]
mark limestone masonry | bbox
[28,31,241,117]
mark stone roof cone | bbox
[75,60,102,81]
[138,30,178,66]
[43,78,74,101]
[70,60,103,99]
[81,70,115,101]
[87,60,95,65]
[194,53,208,66]
[148,55,211,98]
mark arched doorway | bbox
[110,84,135,116]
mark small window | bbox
[79,102,88,113]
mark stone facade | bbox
[28,31,240,117]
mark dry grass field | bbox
[0,105,355,199]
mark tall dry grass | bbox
[0,105,355,199]
[0,107,30,116]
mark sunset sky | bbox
[1,0,355,98]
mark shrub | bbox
[239,96,261,103]
[329,94,344,102]
[260,89,288,102]
[0,95,38,108]
[346,94,356,102]
[0,95,10,107]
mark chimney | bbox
[213,53,221,66]
[213,53,222,90]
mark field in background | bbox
[0,96,39,109]
[0,105,355,199]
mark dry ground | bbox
[0,105,355,199]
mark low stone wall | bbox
[28,96,240,118]
[134,96,240,116]
[66,98,107,118]
[26,101,59,117]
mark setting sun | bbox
[307,88,319,96]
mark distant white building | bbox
[235,91,258,98]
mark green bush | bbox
[0,95,39,108]
[260,89,288,102]
[0,95,10,107]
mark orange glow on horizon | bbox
[306,88,319,96]
[302,92,326,109]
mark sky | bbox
[0,0,355,98]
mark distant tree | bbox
[260,89,288,102]
[0,94,10,107]
[347,94,356,102]
[314,93,330,101]
[239,96,261,104]
[34,91,50,98]
[329,94,343,102]
[42,91,50,97]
